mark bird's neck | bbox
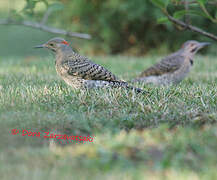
[179,49,195,63]
[57,45,73,54]
[55,45,73,63]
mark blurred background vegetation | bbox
[0,1,216,178]
[0,0,216,57]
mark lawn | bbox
[0,54,216,180]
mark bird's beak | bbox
[198,42,211,49]
[34,44,45,48]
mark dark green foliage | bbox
[49,0,216,54]
[53,0,172,54]
[3,0,217,55]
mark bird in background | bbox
[132,40,210,85]
[35,37,144,93]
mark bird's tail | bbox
[125,85,145,94]
[110,81,146,94]
[84,80,146,94]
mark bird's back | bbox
[61,52,120,82]
[139,51,185,78]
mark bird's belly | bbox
[143,76,163,84]
[135,71,190,85]
[83,80,116,89]
[134,76,169,85]
[55,65,83,89]
[171,66,191,84]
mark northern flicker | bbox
[35,37,144,93]
[132,40,210,85]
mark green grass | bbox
[0,55,216,180]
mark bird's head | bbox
[34,37,70,52]
[181,40,210,56]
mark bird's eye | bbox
[191,47,197,52]
[50,43,54,47]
